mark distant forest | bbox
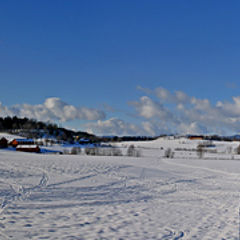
[0,116,58,132]
[0,116,95,143]
[0,116,156,143]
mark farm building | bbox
[10,138,34,147]
[16,145,40,153]
[188,135,204,140]
[0,137,8,148]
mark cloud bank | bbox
[87,87,240,136]
[85,118,144,136]
[0,97,105,122]
[2,88,240,136]
[132,86,240,135]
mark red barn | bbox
[188,136,204,140]
[16,145,40,153]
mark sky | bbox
[1,0,240,136]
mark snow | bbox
[0,138,240,239]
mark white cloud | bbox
[177,122,207,135]
[155,87,173,102]
[139,86,190,104]
[134,86,240,135]
[141,121,156,136]
[0,97,105,122]
[141,121,174,136]
[85,118,144,136]
[129,96,176,121]
[216,96,240,117]
[175,91,190,104]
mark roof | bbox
[13,139,34,142]
[0,137,7,141]
[16,145,39,149]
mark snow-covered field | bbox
[0,138,240,239]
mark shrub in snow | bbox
[71,147,81,155]
[83,146,142,157]
[100,148,111,156]
[84,147,123,157]
[226,146,232,154]
[63,149,70,155]
[127,145,135,156]
[84,147,91,155]
[85,147,97,155]
[111,147,123,156]
[164,148,174,158]
[235,144,240,154]
[127,145,141,157]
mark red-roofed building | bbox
[10,139,34,147]
[16,145,40,153]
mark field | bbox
[0,138,240,239]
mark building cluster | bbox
[0,137,40,153]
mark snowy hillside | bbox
[0,138,240,239]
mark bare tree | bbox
[71,147,81,155]
[235,144,240,154]
[197,144,204,159]
[127,145,141,157]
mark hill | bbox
[0,116,157,143]
[0,116,97,143]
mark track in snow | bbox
[0,150,240,239]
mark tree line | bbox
[0,116,156,144]
[0,116,95,143]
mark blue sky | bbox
[1,1,240,135]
